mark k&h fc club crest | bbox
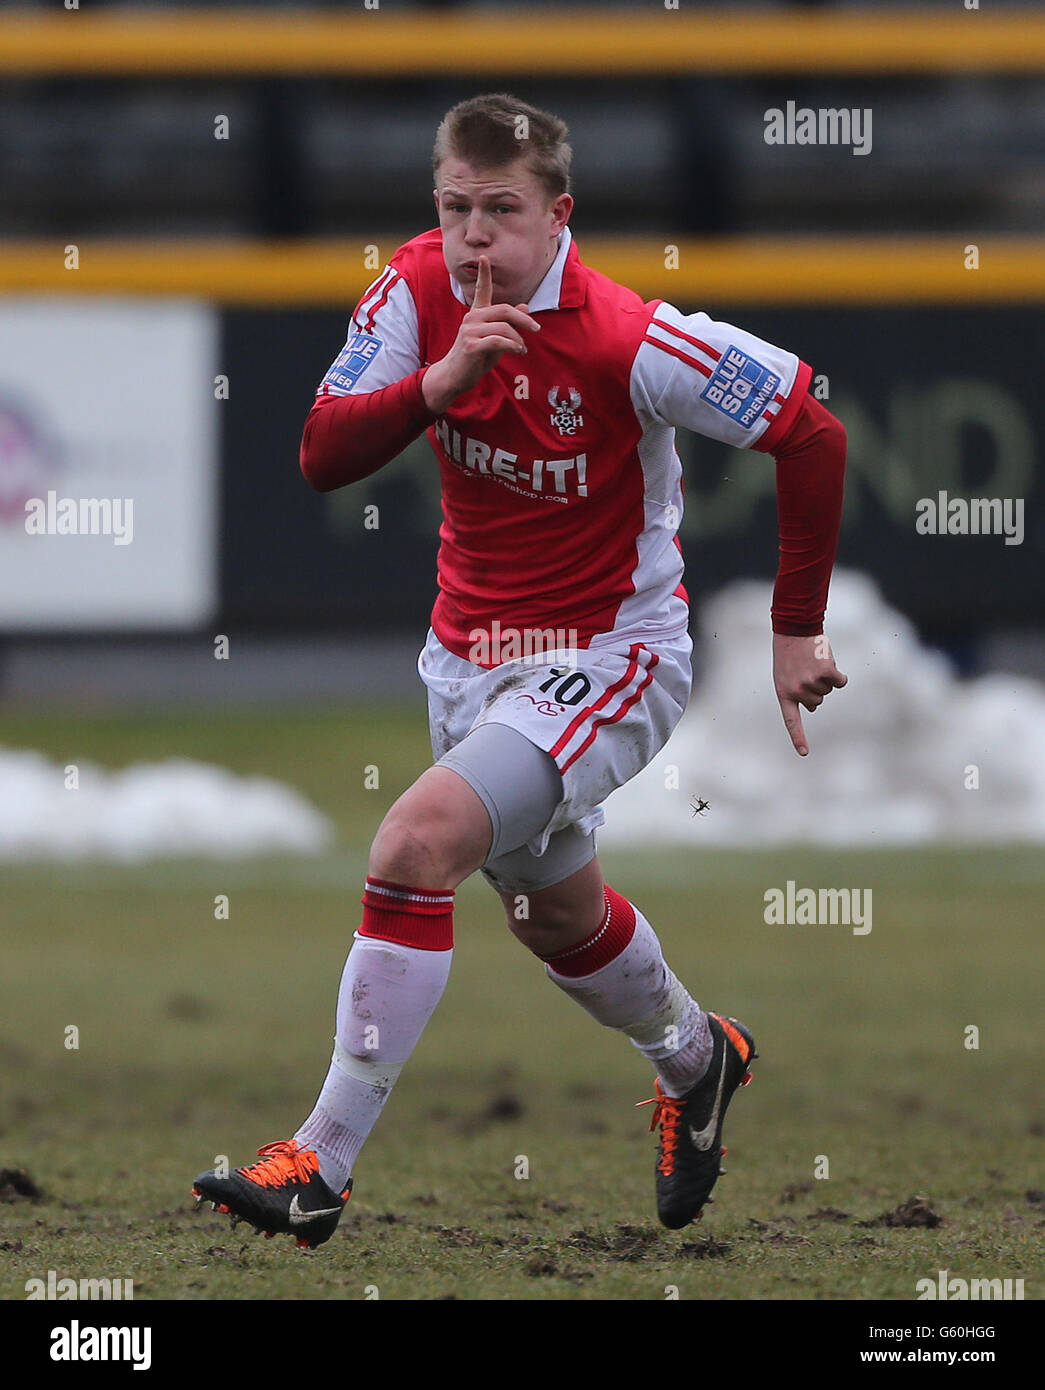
[548,386,584,435]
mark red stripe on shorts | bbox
[549,645,642,760]
[558,654,659,773]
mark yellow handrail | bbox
[1,9,1043,76]
[3,237,1042,304]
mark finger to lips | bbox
[473,255,493,309]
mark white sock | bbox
[294,933,452,1191]
[545,904,713,1097]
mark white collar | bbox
[448,226,572,311]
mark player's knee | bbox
[507,915,567,957]
[369,791,489,888]
[369,807,454,887]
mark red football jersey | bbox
[314,226,812,663]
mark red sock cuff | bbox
[540,885,637,977]
[359,876,454,951]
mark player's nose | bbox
[464,211,491,244]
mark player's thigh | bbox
[435,716,604,945]
[369,763,493,887]
[370,719,568,888]
[434,721,565,862]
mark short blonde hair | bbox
[433,92,572,201]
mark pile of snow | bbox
[601,570,1045,847]
[0,753,335,861]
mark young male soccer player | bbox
[193,94,847,1248]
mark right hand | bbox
[422,254,541,412]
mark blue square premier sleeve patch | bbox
[700,344,781,430]
[322,332,384,394]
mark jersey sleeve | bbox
[630,300,813,451]
[301,261,437,492]
[315,265,421,400]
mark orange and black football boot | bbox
[192,1140,351,1250]
[637,1012,757,1230]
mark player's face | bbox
[434,156,573,307]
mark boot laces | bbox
[239,1140,319,1189]
[636,1079,684,1176]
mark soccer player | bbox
[193,94,847,1249]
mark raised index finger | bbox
[473,254,493,310]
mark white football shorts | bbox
[417,625,693,863]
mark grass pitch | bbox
[1,704,1042,1301]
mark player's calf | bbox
[498,856,605,956]
[509,879,758,1227]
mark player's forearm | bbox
[763,395,847,636]
[299,367,439,492]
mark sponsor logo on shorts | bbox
[514,694,565,716]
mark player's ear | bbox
[551,192,573,232]
[432,188,440,217]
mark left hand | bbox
[773,633,847,757]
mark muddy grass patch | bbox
[867,1196,943,1229]
[562,1224,664,1263]
[0,1168,43,1203]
